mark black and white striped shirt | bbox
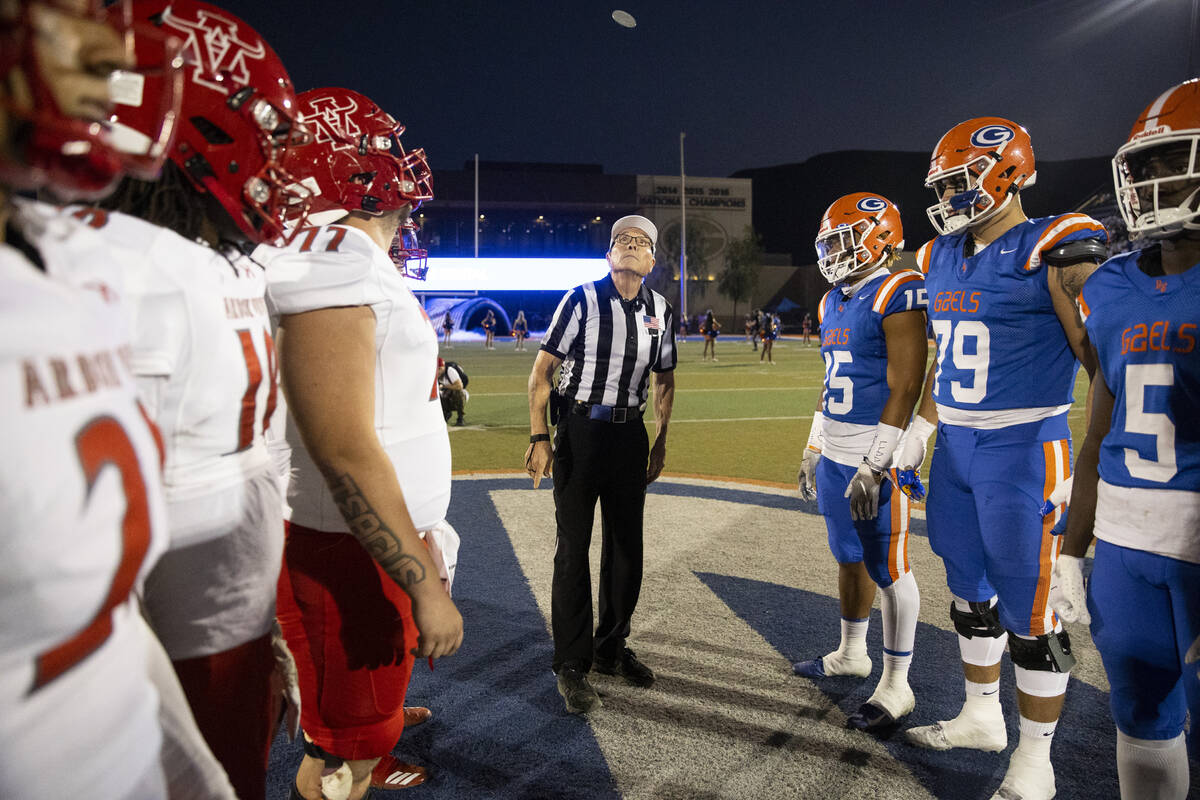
[541,274,677,407]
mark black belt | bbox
[571,401,644,423]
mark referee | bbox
[525,214,677,714]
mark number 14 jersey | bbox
[917,213,1107,421]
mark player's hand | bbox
[896,468,926,502]
[411,588,464,660]
[1049,554,1090,625]
[525,440,553,488]
[895,415,936,472]
[646,437,667,485]
[845,462,883,520]
[270,620,302,741]
[797,447,820,501]
[1040,474,1074,517]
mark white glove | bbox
[1049,554,1090,625]
[271,620,302,741]
[798,447,820,501]
[1041,474,1074,516]
[844,462,883,521]
[896,415,936,471]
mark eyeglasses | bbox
[613,233,653,249]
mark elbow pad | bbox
[1042,238,1107,267]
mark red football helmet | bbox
[814,192,904,284]
[1113,78,1200,239]
[0,0,182,199]
[287,87,433,276]
[116,0,312,244]
[925,116,1036,235]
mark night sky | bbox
[232,0,1196,178]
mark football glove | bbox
[798,446,820,502]
[845,462,883,521]
[896,468,926,502]
[1040,474,1074,517]
[1049,554,1090,625]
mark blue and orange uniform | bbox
[1079,247,1200,751]
[816,267,926,586]
[917,212,1107,636]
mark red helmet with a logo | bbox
[115,0,311,244]
[925,117,1036,235]
[1113,78,1200,239]
[287,87,434,277]
[0,0,182,198]
[814,192,904,284]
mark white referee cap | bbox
[611,215,657,249]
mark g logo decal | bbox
[856,196,887,213]
[970,125,1015,148]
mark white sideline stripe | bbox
[461,416,808,431]
[470,387,804,398]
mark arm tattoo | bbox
[329,472,426,588]
[1056,261,1098,331]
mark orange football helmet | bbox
[925,117,1036,235]
[814,192,904,284]
[1113,78,1200,239]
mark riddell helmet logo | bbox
[856,196,887,213]
[970,124,1015,148]
[162,9,267,95]
[299,96,360,151]
[1131,124,1170,142]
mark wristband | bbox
[864,422,903,472]
[909,414,936,442]
[806,412,826,453]
[530,433,551,444]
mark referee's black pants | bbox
[550,411,648,674]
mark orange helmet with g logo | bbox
[925,117,1036,235]
[814,192,904,284]
[1113,78,1200,239]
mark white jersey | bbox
[0,229,169,799]
[256,224,451,531]
[53,205,277,549]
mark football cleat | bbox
[906,715,1007,752]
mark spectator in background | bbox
[442,310,454,347]
[439,359,469,426]
[678,315,688,342]
[513,310,529,351]
[802,312,814,346]
[702,309,721,361]
[482,309,496,350]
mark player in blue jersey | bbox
[1051,79,1200,800]
[894,118,1109,800]
[795,193,928,734]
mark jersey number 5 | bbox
[31,416,153,693]
[1123,363,1177,482]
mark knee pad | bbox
[1008,629,1076,673]
[950,597,1005,640]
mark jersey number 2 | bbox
[31,416,152,693]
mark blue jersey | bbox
[818,268,926,426]
[917,214,1107,412]
[1081,249,1200,492]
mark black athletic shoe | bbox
[593,647,655,688]
[557,667,602,714]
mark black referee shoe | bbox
[557,667,602,714]
[594,648,655,688]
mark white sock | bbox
[1016,715,1056,760]
[1116,731,1190,800]
[879,571,918,691]
[839,616,869,659]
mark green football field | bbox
[445,335,1091,485]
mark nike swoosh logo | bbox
[982,690,998,695]
[1000,248,1018,254]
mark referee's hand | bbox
[646,438,667,485]
[526,440,553,488]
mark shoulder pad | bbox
[1041,238,1108,267]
